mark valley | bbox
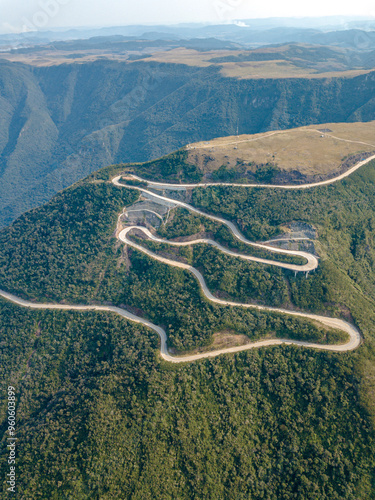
[1,138,375,497]
[1,20,375,497]
[1,51,375,229]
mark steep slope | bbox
[1,150,375,498]
[0,177,343,352]
[1,305,373,499]
[1,59,375,227]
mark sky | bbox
[1,0,375,34]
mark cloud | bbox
[0,23,21,34]
[1,0,375,34]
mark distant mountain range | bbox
[2,16,375,51]
[2,19,375,499]
[0,18,375,228]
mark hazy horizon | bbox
[1,0,375,35]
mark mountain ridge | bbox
[1,58,375,228]
[1,142,375,497]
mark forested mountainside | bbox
[1,306,373,499]
[1,58,375,227]
[1,149,375,497]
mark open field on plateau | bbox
[0,50,131,67]
[2,44,372,80]
[143,47,373,79]
[188,120,375,176]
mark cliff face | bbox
[0,58,375,227]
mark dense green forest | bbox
[155,204,306,265]
[1,155,375,497]
[0,300,373,499]
[1,57,375,228]
[191,160,375,301]
[0,179,338,352]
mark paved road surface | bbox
[0,288,361,363]
[1,152,371,362]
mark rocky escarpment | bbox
[1,59,375,227]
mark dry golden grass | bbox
[0,50,130,67]
[187,121,375,175]
[1,47,221,67]
[220,61,371,80]
[3,46,372,81]
[144,48,372,79]
[142,47,225,67]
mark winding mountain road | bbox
[122,225,314,272]
[0,286,361,363]
[114,178,318,271]
[189,128,375,159]
[2,152,373,362]
[118,226,360,358]
[121,152,375,191]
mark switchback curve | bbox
[1,153,372,363]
